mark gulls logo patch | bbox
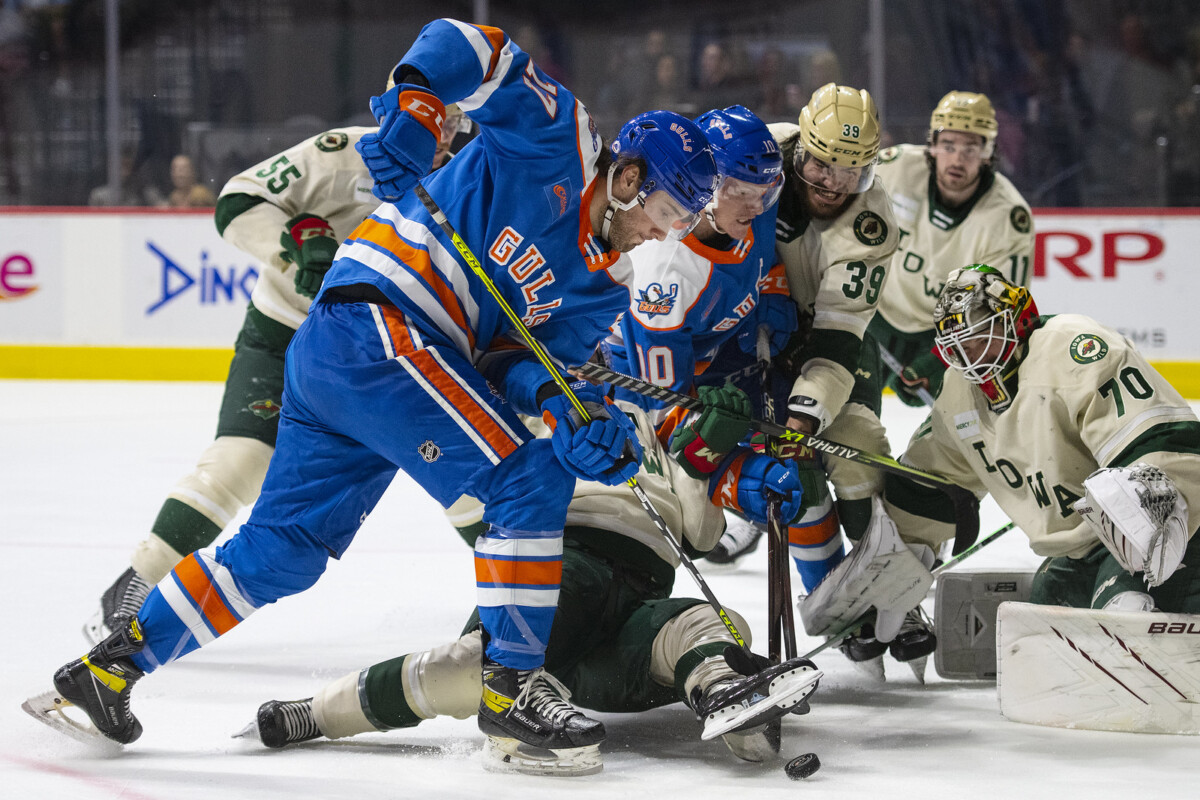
[418,440,442,463]
[1069,334,1108,364]
[316,131,349,152]
[544,180,572,218]
[853,210,888,246]
[636,282,679,317]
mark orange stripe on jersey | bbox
[408,348,520,459]
[474,554,562,587]
[578,177,619,272]
[655,403,693,447]
[475,24,508,82]
[353,218,476,351]
[789,512,840,546]
[174,554,241,636]
[378,305,418,357]
[683,228,755,264]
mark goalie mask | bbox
[794,83,881,196]
[928,91,999,162]
[933,264,1038,410]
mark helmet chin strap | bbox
[603,163,641,241]
[703,201,726,235]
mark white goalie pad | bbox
[934,571,1034,680]
[1075,463,1189,587]
[998,601,1200,734]
[482,736,602,777]
[800,496,934,643]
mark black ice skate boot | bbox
[689,655,822,740]
[478,659,605,776]
[52,617,146,744]
[237,699,322,748]
[889,607,937,683]
[706,515,766,565]
[84,566,153,645]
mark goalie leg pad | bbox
[800,496,933,641]
[998,601,1200,734]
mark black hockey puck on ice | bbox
[785,752,821,779]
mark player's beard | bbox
[801,183,853,221]
[605,207,649,252]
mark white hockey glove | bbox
[800,496,934,643]
[1074,463,1189,588]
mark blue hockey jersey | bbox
[319,18,635,415]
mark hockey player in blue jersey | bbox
[606,105,796,438]
[34,18,719,768]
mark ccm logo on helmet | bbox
[669,122,694,152]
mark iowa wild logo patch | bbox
[1069,334,1108,363]
[853,210,888,246]
[316,131,349,152]
[249,399,282,420]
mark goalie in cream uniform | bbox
[871,91,1034,406]
[884,264,1200,613]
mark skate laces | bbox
[116,574,152,619]
[514,668,576,726]
[898,607,932,634]
[277,700,319,742]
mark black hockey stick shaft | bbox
[800,520,1016,659]
[758,326,797,661]
[878,345,936,407]
[415,184,752,655]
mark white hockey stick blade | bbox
[700,664,823,741]
[998,602,1200,734]
[482,736,603,777]
[22,689,123,749]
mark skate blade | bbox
[905,655,929,685]
[701,666,823,741]
[482,736,603,777]
[720,723,780,762]
[231,718,260,741]
[21,690,122,749]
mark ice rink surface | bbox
[2,379,1195,799]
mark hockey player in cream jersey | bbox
[81,122,432,644]
[710,85,899,592]
[872,91,1034,405]
[884,265,1200,612]
[235,391,820,775]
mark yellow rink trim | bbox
[1,345,1199,399]
[0,345,234,381]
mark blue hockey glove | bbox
[738,292,798,356]
[355,83,446,202]
[711,450,803,525]
[542,382,642,486]
[280,214,338,299]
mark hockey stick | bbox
[878,346,936,407]
[758,326,797,663]
[574,359,980,555]
[414,184,752,655]
[800,520,1016,659]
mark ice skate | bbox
[720,722,779,762]
[478,660,605,777]
[83,566,153,645]
[889,607,937,683]
[25,618,146,745]
[837,621,887,682]
[706,513,766,565]
[235,698,321,748]
[691,656,822,740]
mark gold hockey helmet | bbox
[795,82,881,194]
[928,91,998,159]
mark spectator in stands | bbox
[166,153,215,208]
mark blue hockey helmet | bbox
[609,110,719,239]
[696,105,784,210]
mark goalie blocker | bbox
[997,602,1200,734]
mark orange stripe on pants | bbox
[174,554,241,636]
[474,555,562,587]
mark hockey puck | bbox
[785,752,821,779]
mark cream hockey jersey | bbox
[885,315,1200,558]
[769,122,899,428]
[874,143,1034,334]
[216,127,379,329]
